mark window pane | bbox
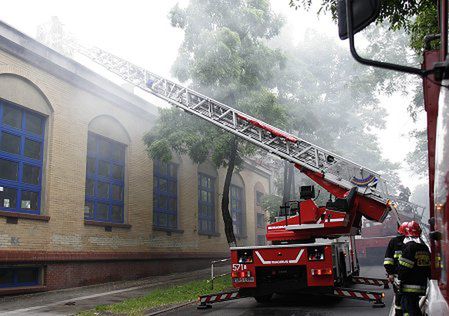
[168,198,176,211]
[16,268,38,284]
[98,138,110,157]
[23,164,40,185]
[84,201,94,218]
[97,182,109,199]
[3,104,22,129]
[98,161,110,177]
[86,157,95,175]
[111,205,123,222]
[25,113,43,135]
[21,191,38,210]
[111,144,125,162]
[169,164,177,177]
[112,164,123,180]
[168,181,176,194]
[0,159,18,181]
[158,196,167,209]
[85,179,95,196]
[0,187,17,208]
[0,132,20,155]
[168,214,176,228]
[201,191,207,202]
[159,213,168,227]
[159,178,167,192]
[87,136,96,153]
[0,269,14,286]
[112,184,123,201]
[97,203,108,220]
[24,139,41,160]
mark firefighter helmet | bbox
[397,222,409,235]
[404,221,422,237]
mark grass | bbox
[77,275,232,316]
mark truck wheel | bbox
[254,293,273,303]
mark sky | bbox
[0,0,427,192]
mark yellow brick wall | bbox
[0,49,270,255]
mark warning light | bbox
[239,271,246,278]
[311,268,332,276]
[231,271,238,278]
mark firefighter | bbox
[384,221,408,315]
[398,221,431,316]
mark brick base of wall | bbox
[45,258,213,290]
[0,251,228,294]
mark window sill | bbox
[0,211,50,222]
[152,226,184,234]
[84,220,132,229]
[198,231,220,237]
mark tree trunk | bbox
[221,137,238,247]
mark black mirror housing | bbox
[338,0,381,40]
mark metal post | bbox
[211,262,214,290]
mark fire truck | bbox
[68,40,396,307]
[356,200,426,264]
[336,0,449,313]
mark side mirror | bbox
[338,0,380,40]
[337,0,428,77]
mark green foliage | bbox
[288,0,439,54]
[78,275,232,316]
[260,194,282,222]
[145,0,288,168]
[406,129,428,177]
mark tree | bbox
[144,0,287,246]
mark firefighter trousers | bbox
[401,293,422,316]
[393,279,403,316]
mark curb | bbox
[145,301,196,316]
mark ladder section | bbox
[73,45,387,201]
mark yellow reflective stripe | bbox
[402,287,426,293]
[399,257,414,268]
[384,257,394,265]
[399,260,414,268]
[394,253,402,259]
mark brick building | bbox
[0,21,271,294]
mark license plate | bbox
[233,277,254,283]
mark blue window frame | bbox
[153,160,178,229]
[0,267,40,288]
[198,173,215,234]
[0,100,45,214]
[230,185,244,237]
[84,132,126,223]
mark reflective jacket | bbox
[398,240,431,294]
[384,235,405,275]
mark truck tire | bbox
[254,293,273,303]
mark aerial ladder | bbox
[70,44,392,308]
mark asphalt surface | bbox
[165,265,394,316]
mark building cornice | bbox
[0,20,157,119]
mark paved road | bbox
[165,265,394,316]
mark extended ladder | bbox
[72,45,388,204]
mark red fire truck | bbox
[356,200,425,264]
[70,21,408,309]
[336,0,449,313]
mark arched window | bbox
[0,74,52,215]
[84,115,130,223]
[198,162,218,235]
[153,156,179,229]
[230,173,245,237]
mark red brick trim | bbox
[0,250,230,263]
[0,210,50,221]
[84,220,131,229]
[0,285,46,295]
